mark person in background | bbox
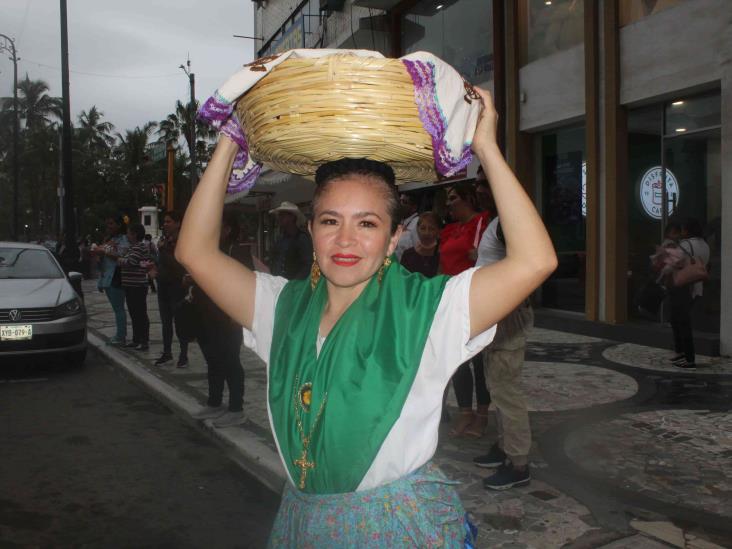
[118,223,153,351]
[193,208,254,427]
[394,192,420,261]
[95,216,129,346]
[440,182,491,437]
[143,234,158,294]
[268,201,312,280]
[472,216,534,490]
[474,165,496,218]
[153,210,190,368]
[400,211,441,278]
[670,217,710,371]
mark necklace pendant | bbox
[299,382,313,412]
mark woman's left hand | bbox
[471,87,499,154]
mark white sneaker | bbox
[212,411,247,428]
[192,405,226,420]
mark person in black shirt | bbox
[193,208,253,427]
[268,201,312,280]
[153,210,190,367]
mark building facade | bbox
[253,0,731,355]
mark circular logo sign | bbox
[639,166,680,220]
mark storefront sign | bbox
[639,166,680,220]
[265,16,305,57]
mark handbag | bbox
[174,287,199,342]
[672,241,708,288]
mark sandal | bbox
[464,410,489,438]
[449,408,475,437]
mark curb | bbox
[87,330,287,495]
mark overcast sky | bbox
[1,0,256,134]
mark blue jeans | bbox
[105,286,127,341]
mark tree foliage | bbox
[0,75,216,242]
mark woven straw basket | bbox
[235,55,436,184]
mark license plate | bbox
[0,324,33,341]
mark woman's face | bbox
[446,188,475,222]
[106,218,121,236]
[310,176,401,291]
[163,215,180,236]
[417,218,439,245]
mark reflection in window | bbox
[520,0,583,65]
[665,94,721,136]
[401,0,493,84]
[619,0,687,27]
[540,126,586,312]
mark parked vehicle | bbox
[0,242,87,366]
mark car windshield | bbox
[0,247,64,279]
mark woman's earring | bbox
[310,252,321,290]
[377,256,392,285]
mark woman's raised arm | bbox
[175,136,257,330]
[468,88,557,338]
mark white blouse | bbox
[243,268,496,491]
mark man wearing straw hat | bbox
[268,201,312,280]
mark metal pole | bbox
[60,0,76,264]
[0,33,19,240]
[189,70,197,193]
[166,143,175,211]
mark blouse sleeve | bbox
[242,272,289,365]
[424,267,496,382]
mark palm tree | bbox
[16,75,62,131]
[77,106,115,154]
[158,99,217,164]
[115,122,158,208]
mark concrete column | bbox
[720,67,732,355]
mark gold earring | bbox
[377,256,392,285]
[310,252,321,290]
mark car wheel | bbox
[65,349,87,369]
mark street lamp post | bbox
[59,0,76,266]
[180,59,197,195]
[0,32,19,240]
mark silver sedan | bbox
[0,242,87,366]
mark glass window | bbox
[665,94,721,136]
[540,126,586,312]
[401,0,493,85]
[0,248,64,279]
[519,0,584,66]
[619,0,687,27]
[626,92,721,332]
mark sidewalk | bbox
[83,280,732,548]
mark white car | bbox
[0,242,87,366]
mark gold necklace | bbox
[292,374,327,490]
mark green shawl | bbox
[269,259,449,494]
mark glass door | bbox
[627,92,721,330]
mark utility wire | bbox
[21,58,182,79]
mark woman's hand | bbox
[471,87,499,155]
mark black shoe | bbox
[137,343,149,352]
[670,354,686,364]
[155,353,173,366]
[483,462,531,490]
[176,357,189,369]
[124,341,140,349]
[473,443,507,468]
[674,360,697,371]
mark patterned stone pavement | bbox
[82,281,732,548]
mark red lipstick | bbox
[331,254,361,267]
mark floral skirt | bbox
[267,461,476,548]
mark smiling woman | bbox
[176,52,556,547]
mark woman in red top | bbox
[439,182,491,437]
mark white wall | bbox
[619,0,732,106]
[518,44,585,132]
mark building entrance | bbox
[627,93,721,334]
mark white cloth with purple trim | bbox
[197,49,481,194]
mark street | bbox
[0,350,279,548]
